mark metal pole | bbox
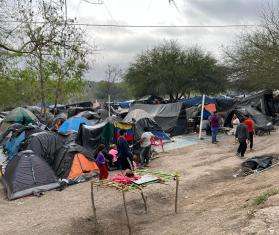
[199,95,205,139]
[108,95,111,117]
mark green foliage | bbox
[225,7,279,91]
[95,81,133,101]
[252,188,279,206]
[125,41,227,100]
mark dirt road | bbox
[1,132,279,234]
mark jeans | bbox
[211,127,218,143]
[237,139,247,157]
[249,132,254,149]
[140,146,151,165]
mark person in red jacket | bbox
[244,115,255,150]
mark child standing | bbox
[96,144,109,180]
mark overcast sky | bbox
[67,0,264,81]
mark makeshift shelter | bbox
[180,96,216,108]
[136,95,165,104]
[77,120,115,152]
[129,103,187,136]
[27,132,69,166]
[58,116,90,135]
[224,106,272,128]
[1,108,38,130]
[53,143,99,180]
[2,150,59,200]
[123,109,170,141]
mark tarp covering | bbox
[224,106,271,128]
[129,103,186,135]
[77,121,113,152]
[2,107,38,125]
[241,156,273,171]
[27,132,68,166]
[52,143,97,179]
[180,96,216,107]
[2,150,59,200]
[58,117,90,134]
[123,109,169,140]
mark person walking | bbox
[235,118,249,157]
[209,111,220,144]
[244,115,255,151]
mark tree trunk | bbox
[54,69,63,110]
[38,52,46,116]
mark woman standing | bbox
[117,130,133,171]
[95,144,109,180]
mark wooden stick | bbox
[122,190,132,235]
[175,175,179,213]
[91,181,98,227]
[140,190,148,213]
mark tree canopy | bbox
[225,6,279,91]
[125,41,228,101]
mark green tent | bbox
[3,107,38,125]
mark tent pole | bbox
[108,95,111,117]
[199,95,205,139]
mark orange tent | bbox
[204,103,216,113]
[68,153,99,180]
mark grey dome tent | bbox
[2,150,59,200]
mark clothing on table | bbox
[237,139,247,157]
[140,132,155,148]
[140,145,151,166]
[96,152,108,179]
[117,136,133,170]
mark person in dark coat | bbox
[117,129,133,171]
[235,118,249,157]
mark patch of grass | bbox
[252,188,279,206]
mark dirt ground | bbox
[1,131,279,234]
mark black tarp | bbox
[77,121,109,153]
[2,150,59,200]
[129,103,186,135]
[242,156,273,171]
[53,143,95,179]
[224,106,272,128]
[27,132,69,165]
[123,109,163,140]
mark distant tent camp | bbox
[58,116,90,135]
[129,103,187,136]
[123,109,170,141]
[2,150,59,200]
[3,107,38,124]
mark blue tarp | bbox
[5,131,26,160]
[118,100,134,109]
[180,96,216,107]
[151,130,171,142]
[58,117,90,134]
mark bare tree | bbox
[104,64,123,98]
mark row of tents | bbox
[0,90,278,200]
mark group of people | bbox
[209,111,255,157]
[95,128,156,180]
